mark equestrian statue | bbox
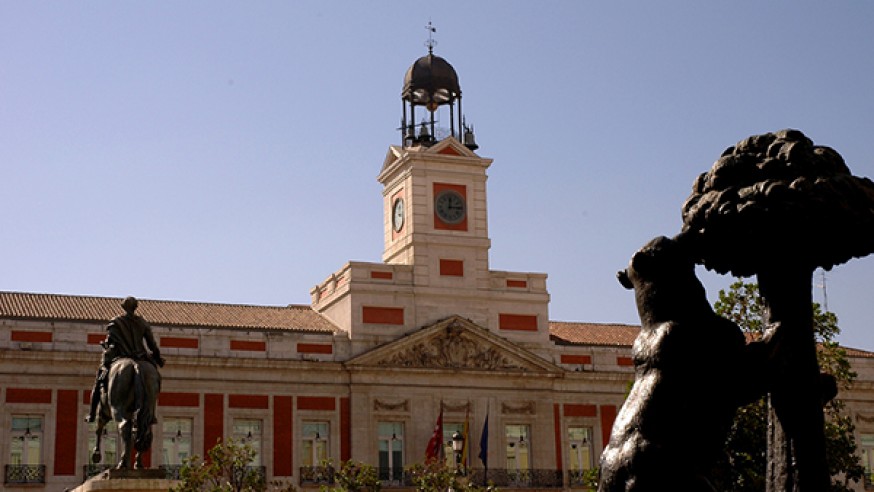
[86,296,164,469]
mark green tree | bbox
[407,461,454,492]
[406,461,493,492]
[171,438,295,492]
[320,460,380,492]
[711,280,865,492]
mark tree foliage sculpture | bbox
[711,280,864,492]
[682,130,874,491]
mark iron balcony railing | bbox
[299,465,335,485]
[467,469,564,488]
[159,464,184,480]
[232,465,266,485]
[300,466,572,489]
[83,463,112,481]
[90,463,581,489]
[370,468,565,488]
[567,469,584,486]
[83,464,261,483]
[5,464,46,485]
[567,468,594,487]
[378,466,411,486]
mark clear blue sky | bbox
[3,2,873,349]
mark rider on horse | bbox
[85,296,165,423]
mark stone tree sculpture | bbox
[681,129,874,491]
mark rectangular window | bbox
[233,419,263,467]
[505,424,531,486]
[162,418,193,466]
[377,422,404,483]
[7,415,45,485]
[861,433,874,486]
[567,426,594,485]
[302,422,330,467]
[10,416,43,465]
[85,420,119,477]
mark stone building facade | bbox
[0,291,649,491]
[2,49,874,492]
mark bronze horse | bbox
[90,357,160,469]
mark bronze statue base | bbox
[68,468,177,492]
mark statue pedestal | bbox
[70,469,179,492]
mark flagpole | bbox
[439,399,444,462]
[462,403,470,473]
[478,403,489,487]
[426,399,445,463]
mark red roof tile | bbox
[4,291,870,357]
[549,321,640,347]
[843,346,874,359]
[0,292,336,333]
[548,321,874,359]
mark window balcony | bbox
[5,464,46,485]
[299,465,335,485]
[232,465,266,485]
[464,469,564,488]
[159,465,184,480]
[298,466,569,489]
[82,463,112,481]
[84,464,191,482]
[378,467,411,486]
[371,468,566,489]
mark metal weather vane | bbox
[425,20,437,53]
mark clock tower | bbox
[380,41,488,279]
[313,42,551,356]
[378,136,492,288]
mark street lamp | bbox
[451,431,465,475]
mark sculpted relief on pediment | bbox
[376,324,532,371]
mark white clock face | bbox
[392,198,405,232]
[434,190,466,224]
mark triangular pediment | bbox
[426,137,478,158]
[346,316,562,373]
[380,138,479,171]
[381,145,404,174]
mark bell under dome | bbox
[402,53,461,108]
[398,26,476,150]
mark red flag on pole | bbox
[425,401,444,462]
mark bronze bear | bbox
[599,235,766,492]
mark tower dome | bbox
[402,53,461,111]
[399,26,475,149]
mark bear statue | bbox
[599,234,769,492]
